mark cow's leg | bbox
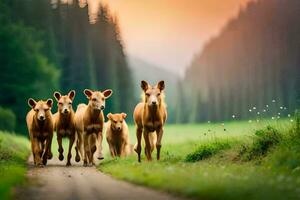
[40,140,45,157]
[134,126,143,162]
[120,139,126,157]
[66,135,75,166]
[108,141,115,158]
[75,131,81,162]
[96,130,104,160]
[31,136,42,166]
[156,127,164,161]
[83,133,90,167]
[57,134,64,161]
[143,130,152,161]
[42,136,52,166]
[47,132,53,159]
[89,134,97,165]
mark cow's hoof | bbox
[97,156,104,160]
[37,163,44,167]
[47,152,53,159]
[59,154,64,161]
[42,158,48,165]
[97,152,104,160]
[75,155,80,162]
[66,162,71,167]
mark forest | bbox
[181,0,300,123]
[0,0,133,133]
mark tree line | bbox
[0,0,133,133]
[179,0,300,123]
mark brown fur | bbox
[26,98,54,166]
[53,90,79,166]
[133,80,167,162]
[75,89,112,166]
[106,113,130,158]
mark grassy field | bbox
[99,119,300,200]
[0,131,30,200]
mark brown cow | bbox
[26,98,54,166]
[75,89,112,166]
[133,80,167,162]
[106,113,130,158]
[53,90,80,166]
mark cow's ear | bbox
[84,89,93,98]
[28,98,37,108]
[121,113,127,119]
[46,99,53,108]
[107,113,112,120]
[53,91,61,102]
[141,80,148,92]
[157,80,165,91]
[68,90,76,101]
[103,89,113,99]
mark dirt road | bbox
[16,156,188,200]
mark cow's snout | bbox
[39,115,45,121]
[63,108,69,114]
[100,105,105,110]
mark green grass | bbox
[99,119,300,200]
[184,139,232,162]
[0,131,30,200]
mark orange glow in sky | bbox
[101,0,252,75]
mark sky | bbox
[100,0,252,76]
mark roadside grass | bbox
[99,119,300,200]
[0,131,30,200]
[184,139,232,162]
[238,125,283,161]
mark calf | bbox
[106,113,130,158]
[53,90,80,166]
[133,80,167,162]
[75,89,112,166]
[26,98,54,166]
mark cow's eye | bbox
[146,93,150,97]
[157,93,161,96]
[58,102,62,105]
[35,109,39,112]
[113,120,117,123]
[69,102,72,105]
[92,98,97,101]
